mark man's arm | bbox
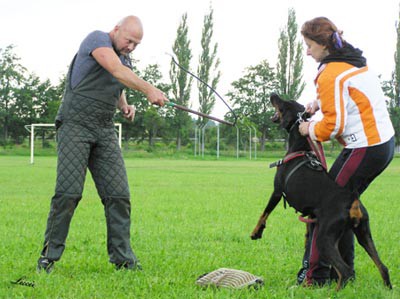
[118,91,135,121]
[92,47,167,106]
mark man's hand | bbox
[121,105,136,121]
[146,86,168,107]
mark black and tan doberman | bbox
[251,93,392,290]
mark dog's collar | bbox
[287,111,306,133]
[269,151,307,168]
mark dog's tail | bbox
[349,197,363,228]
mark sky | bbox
[0,0,399,118]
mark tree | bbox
[382,5,400,146]
[394,6,400,108]
[169,13,193,150]
[122,62,169,146]
[40,74,65,124]
[226,60,279,150]
[0,45,65,144]
[0,45,26,142]
[197,7,221,126]
[141,64,170,147]
[11,74,60,143]
[276,8,305,101]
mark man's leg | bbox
[89,127,139,269]
[38,123,92,272]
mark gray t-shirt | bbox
[70,30,132,89]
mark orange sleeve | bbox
[313,63,350,142]
[313,72,341,141]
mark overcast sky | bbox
[1,0,398,118]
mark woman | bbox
[297,17,395,286]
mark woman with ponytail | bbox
[297,17,395,286]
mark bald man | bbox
[37,16,167,273]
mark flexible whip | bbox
[168,54,238,126]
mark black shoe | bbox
[37,257,55,273]
[115,260,142,271]
[297,267,308,285]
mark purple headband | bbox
[333,32,343,49]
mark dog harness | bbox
[270,151,324,210]
[269,151,323,171]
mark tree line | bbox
[1,8,399,151]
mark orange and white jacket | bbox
[308,62,394,148]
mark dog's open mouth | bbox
[271,110,281,123]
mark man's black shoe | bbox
[37,257,55,274]
[115,260,142,271]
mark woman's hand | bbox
[299,121,311,136]
[305,100,319,116]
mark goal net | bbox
[25,123,122,164]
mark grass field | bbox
[1,155,399,298]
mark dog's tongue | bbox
[271,111,280,122]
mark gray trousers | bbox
[40,122,137,265]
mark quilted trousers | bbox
[40,122,137,265]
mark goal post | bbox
[25,123,122,164]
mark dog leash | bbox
[306,138,327,170]
[296,110,327,170]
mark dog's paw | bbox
[250,234,261,240]
[250,224,265,240]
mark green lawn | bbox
[0,156,399,298]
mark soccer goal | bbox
[25,123,122,164]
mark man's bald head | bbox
[110,15,143,55]
[118,15,143,32]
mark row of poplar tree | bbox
[1,8,399,151]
